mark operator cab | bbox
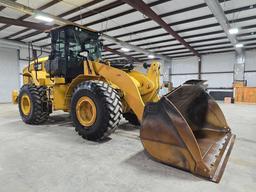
[45,25,102,82]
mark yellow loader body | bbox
[13,25,235,183]
[13,57,160,119]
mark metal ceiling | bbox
[0,0,255,62]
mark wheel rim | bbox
[76,96,97,127]
[21,93,31,116]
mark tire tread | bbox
[71,80,122,140]
[18,84,50,124]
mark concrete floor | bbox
[0,103,255,192]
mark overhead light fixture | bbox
[121,47,130,52]
[235,43,244,48]
[148,54,155,59]
[229,28,239,35]
[35,14,54,22]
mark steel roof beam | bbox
[0,15,139,62]
[104,13,256,48]
[0,0,62,32]
[121,0,200,57]
[97,0,228,33]
[0,0,172,62]
[205,0,245,82]
[0,0,15,11]
[0,0,72,25]
[103,46,140,63]
[84,0,171,27]
[0,23,139,63]
[27,2,256,46]
[204,0,242,50]
[4,0,103,38]
[7,1,124,41]
[0,16,51,31]
[10,0,170,41]
[58,0,103,18]
[112,4,256,39]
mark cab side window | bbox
[52,30,65,58]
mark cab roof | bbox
[46,24,99,34]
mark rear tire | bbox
[18,84,50,124]
[71,81,122,141]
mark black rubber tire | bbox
[71,81,122,141]
[123,112,140,126]
[18,84,50,124]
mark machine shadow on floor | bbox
[44,113,72,126]
[47,114,114,143]
[124,150,202,182]
[11,114,206,182]
[118,122,140,131]
[15,113,117,144]
[12,114,141,144]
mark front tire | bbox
[18,85,50,124]
[71,81,122,141]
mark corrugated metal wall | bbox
[172,56,198,86]
[0,46,255,103]
[245,50,256,86]
[170,50,256,89]
[0,47,19,103]
[202,52,235,89]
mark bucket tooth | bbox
[141,84,235,182]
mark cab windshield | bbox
[52,26,102,61]
[66,27,102,61]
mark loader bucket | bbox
[140,84,235,183]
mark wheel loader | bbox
[12,24,235,183]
